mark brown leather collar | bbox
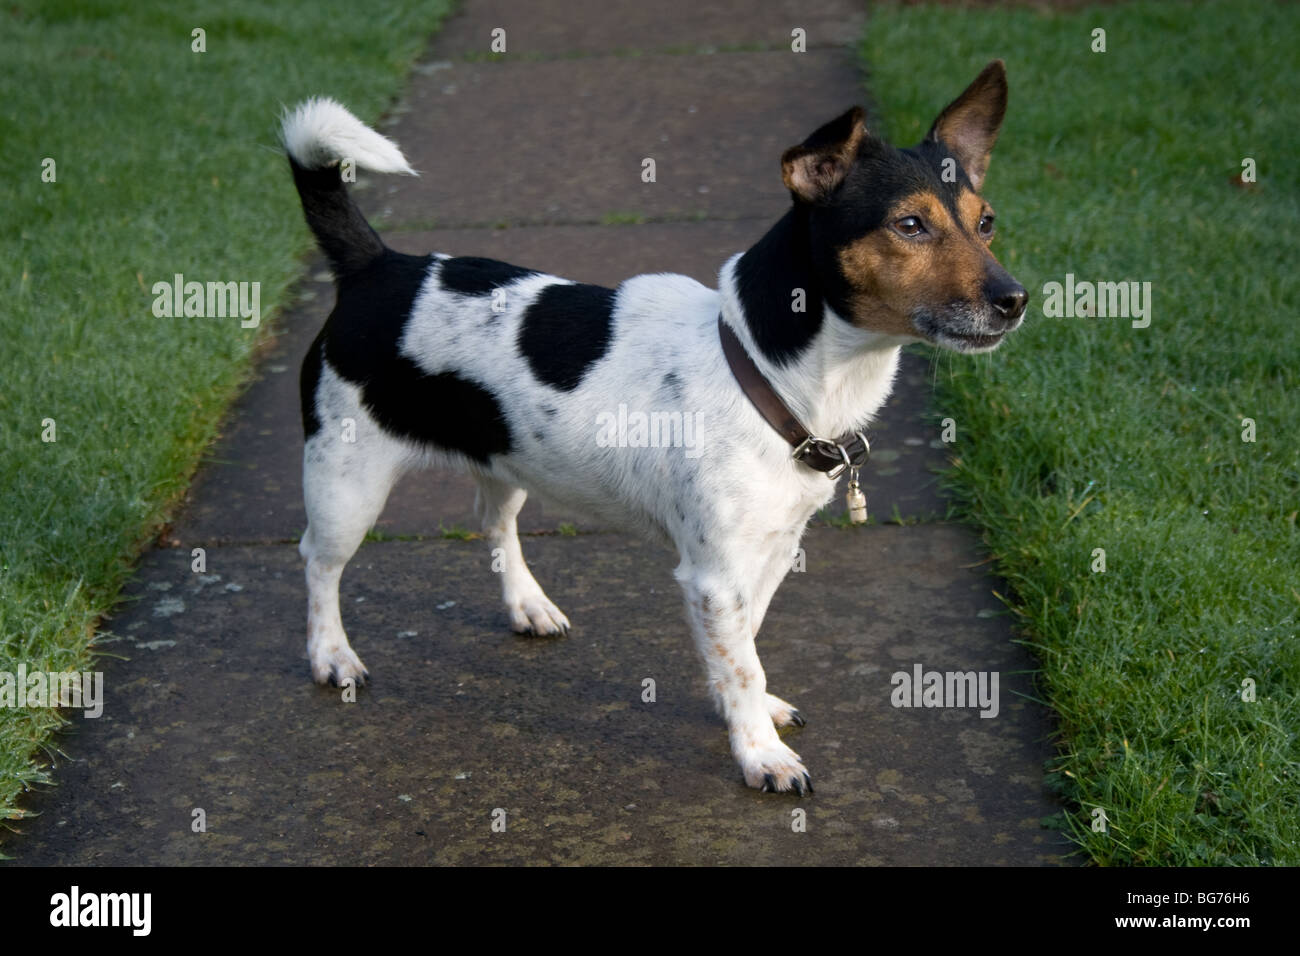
[718,315,869,476]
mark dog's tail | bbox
[281,97,416,277]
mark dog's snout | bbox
[985,276,1028,322]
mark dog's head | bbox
[783,60,1026,353]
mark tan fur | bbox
[781,111,867,200]
[837,189,1001,336]
[927,60,1007,190]
[956,191,987,233]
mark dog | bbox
[282,60,1026,794]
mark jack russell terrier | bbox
[282,60,1026,794]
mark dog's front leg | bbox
[747,528,809,730]
[677,567,812,794]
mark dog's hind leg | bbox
[299,426,405,686]
[475,475,570,635]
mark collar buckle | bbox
[791,431,870,480]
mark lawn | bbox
[0,0,452,840]
[862,0,1300,864]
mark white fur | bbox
[295,119,912,796]
[282,97,417,175]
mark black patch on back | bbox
[322,249,513,461]
[439,256,539,297]
[734,208,824,366]
[300,331,325,438]
[518,282,618,391]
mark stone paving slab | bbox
[170,223,946,548]
[364,49,865,229]
[432,0,866,58]
[7,526,1067,866]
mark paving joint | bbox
[437,41,860,64]
[370,212,771,234]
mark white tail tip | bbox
[281,97,416,176]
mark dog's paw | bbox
[739,742,813,795]
[766,693,805,728]
[310,640,369,687]
[507,591,571,636]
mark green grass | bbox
[0,0,452,838]
[599,211,649,226]
[863,0,1300,864]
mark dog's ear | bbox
[781,106,868,203]
[926,60,1007,192]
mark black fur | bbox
[439,256,539,297]
[827,136,975,247]
[300,333,325,438]
[734,208,824,366]
[288,156,386,277]
[518,282,618,391]
[660,371,683,401]
[320,250,513,461]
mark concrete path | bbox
[8,0,1070,865]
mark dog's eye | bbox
[893,216,926,238]
[978,214,996,237]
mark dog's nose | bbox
[986,277,1027,322]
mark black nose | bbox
[986,277,1027,322]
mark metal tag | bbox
[845,467,867,524]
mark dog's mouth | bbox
[934,328,1007,353]
[912,306,1020,354]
